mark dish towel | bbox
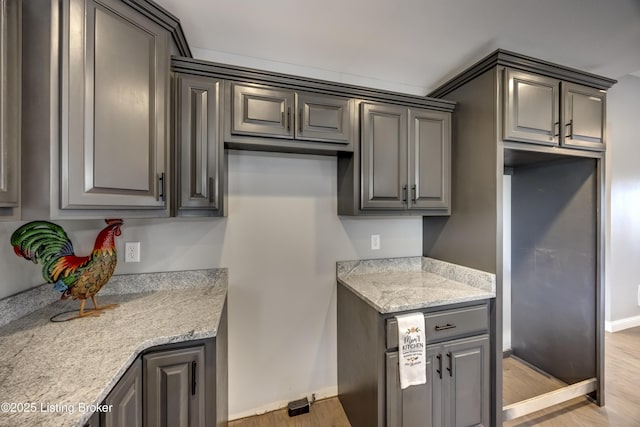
[396,312,427,389]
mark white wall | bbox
[502,175,511,351]
[0,151,422,419]
[605,74,640,331]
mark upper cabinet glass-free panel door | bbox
[231,83,294,138]
[295,92,352,143]
[562,82,606,151]
[360,102,407,210]
[409,109,450,211]
[504,69,560,146]
[0,0,20,212]
[61,0,169,209]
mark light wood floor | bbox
[229,328,640,426]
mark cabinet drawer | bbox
[386,304,488,349]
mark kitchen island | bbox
[0,269,227,427]
[337,257,495,427]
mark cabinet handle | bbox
[447,352,453,377]
[435,323,456,331]
[158,173,165,202]
[299,108,303,133]
[287,107,291,132]
[565,120,573,139]
[552,121,560,139]
[402,185,408,203]
[411,185,417,203]
[436,354,443,379]
[208,177,214,203]
[191,361,197,396]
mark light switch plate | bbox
[371,234,381,250]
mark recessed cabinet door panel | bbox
[296,92,351,143]
[231,83,294,138]
[443,335,490,427]
[386,346,440,427]
[562,82,605,151]
[103,358,142,427]
[504,69,559,145]
[144,346,205,427]
[361,103,407,210]
[0,0,20,209]
[176,75,221,213]
[409,109,450,210]
[62,0,168,209]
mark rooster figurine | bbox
[11,219,124,319]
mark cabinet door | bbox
[295,92,352,143]
[103,358,142,427]
[562,82,606,151]
[504,69,560,146]
[0,0,20,210]
[361,102,407,210]
[61,0,169,210]
[231,83,294,138]
[144,346,205,427]
[443,335,490,427]
[408,109,450,210]
[386,346,441,427]
[175,74,223,215]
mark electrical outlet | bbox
[125,242,141,263]
[371,234,381,250]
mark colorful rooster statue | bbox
[11,219,124,319]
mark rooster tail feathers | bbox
[10,221,76,283]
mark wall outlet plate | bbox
[125,242,141,263]
[371,234,381,250]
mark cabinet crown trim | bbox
[172,57,456,113]
[429,49,617,98]
[123,0,191,57]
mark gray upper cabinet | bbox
[61,0,169,210]
[504,68,606,151]
[227,81,354,153]
[562,82,606,150]
[296,92,351,143]
[409,109,450,210]
[0,0,20,218]
[361,102,407,210]
[144,346,206,427]
[504,69,560,146]
[22,0,176,219]
[174,74,224,216]
[231,83,294,139]
[103,358,142,427]
[360,102,451,213]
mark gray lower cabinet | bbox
[0,0,20,219]
[226,82,354,153]
[386,336,490,427]
[173,74,225,216]
[144,346,206,427]
[103,359,143,427]
[504,68,606,151]
[337,282,490,427]
[360,102,450,213]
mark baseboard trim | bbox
[605,315,640,332]
[229,386,338,421]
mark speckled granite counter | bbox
[337,257,495,313]
[0,269,227,427]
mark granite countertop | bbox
[337,257,495,313]
[0,269,227,427]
